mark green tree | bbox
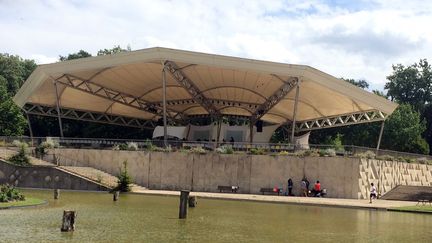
[0,81,27,136]
[343,78,369,89]
[97,45,131,56]
[381,104,428,154]
[59,50,92,61]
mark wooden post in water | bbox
[179,190,190,219]
[113,191,120,201]
[54,189,60,200]
[61,210,76,232]
[188,196,197,207]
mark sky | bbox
[1,0,432,91]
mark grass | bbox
[390,205,432,213]
[0,197,46,209]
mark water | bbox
[0,190,431,242]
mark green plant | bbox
[8,142,29,165]
[376,155,395,161]
[278,150,290,156]
[190,146,207,154]
[118,143,129,150]
[355,150,376,159]
[115,160,132,192]
[249,147,267,155]
[0,184,25,202]
[126,142,138,151]
[216,146,234,154]
[296,149,319,157]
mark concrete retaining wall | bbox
[52,149,432,199]
[0,159,109,191]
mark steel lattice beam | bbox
[164,61,221,117]
[295,110,388,132]
[23,103,155,129]
[250,76,298,122]
[56,74,185,122]
[148,98,260,112]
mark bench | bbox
[417,199,431,206]
[218,185,239,193]
[260,188,281,196]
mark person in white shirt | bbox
[370,183,377,203]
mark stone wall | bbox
[53,149,432,199]
[0,159,109,191]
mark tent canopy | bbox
[14,47,398,131]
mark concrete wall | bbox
[52,149,432,199]
[358,159,432,199]
[0,159,109,191]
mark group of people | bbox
[285,177,324,197]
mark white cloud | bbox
[0,0,431,91]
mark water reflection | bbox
[0,190,431,242]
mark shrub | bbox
[118,143,129,150]
[144,139,157,151]
[278,150,290,156]
[126,142,138,151]
[321,148,336,157]
[190,146,207,154]
[355,150,376,159]
[115,160,132,192]
[249,147,267,155]
[8,142,29,166]
[0,184,25,202]
[376,155,395,161]
[296,149,319,157]
[216,146,234,154]
[416,157,430,164]
[112,144,120,150]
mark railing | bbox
[1,136,432,161]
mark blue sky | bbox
[1,0,432,91]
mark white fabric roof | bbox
[14,47,398,125]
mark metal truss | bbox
[295,110,388,132]
[164,61,221,117]
[250,76,298,122]
[56,74,185,122]
[23,103,155,129]
[148,98,260,112]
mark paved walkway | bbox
[131,189,417,210]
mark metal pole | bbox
[290,83,300,146]
[25,112,34,146]
[162,64,168,147]
[376,120,385,155]
[249,120,254,143]
[54,81,64,137]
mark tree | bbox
[0,81,27,136]
[59,50,92,61]
[381,104,429,154]
[385,59,432,112]
[342,78,369,89]
[97,45,131,56]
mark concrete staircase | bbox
[380,185,432,201]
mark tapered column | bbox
[162,64,168,147]
[54,81,64,137]
[290,84,300,146]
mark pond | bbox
[0,189,431,242]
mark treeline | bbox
[0,46,431,154]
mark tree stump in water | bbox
[61,210,76,232]
[113,191,120,201]
[188,196,197,207]
[54,189,60,200]
[179,190,190,219]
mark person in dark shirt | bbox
[287,178,293,196]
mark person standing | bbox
[370,183,377,203]
[287,178,293,196]
[301,178,308,197]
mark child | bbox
[370,183,377,203]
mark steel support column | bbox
[25,113,34,146]
[53,81,64,137]
[249,120,254,143]
[376,120,385,154]
[162,65,168,147]
[290,84,300,146]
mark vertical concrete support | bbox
[179,190,190,219]
[290,84,300,147]
[162,64,168,148]
[53,81,64,137]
